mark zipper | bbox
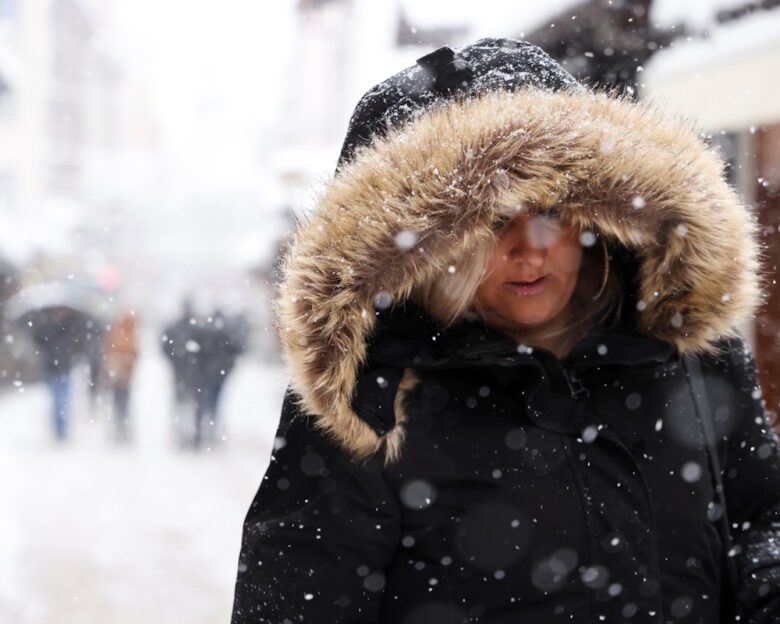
[561,367,589,399]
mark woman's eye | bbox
[527,214,563,247]
[533,214,561,230]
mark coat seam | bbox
[592,404,666,622]
[561,436,597,622]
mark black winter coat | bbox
[232,39,780,623]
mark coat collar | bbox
[364,301,676,372]
[348,302,677,443]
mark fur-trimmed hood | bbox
[276,42,762,462]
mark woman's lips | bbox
[505,276,547,296]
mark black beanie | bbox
[337,37,580,168]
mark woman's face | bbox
[474,213,583,335]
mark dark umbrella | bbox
[2,281,111,380]
[2,281,112,323]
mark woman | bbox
[102,309,139,441]
[232,39,780,623]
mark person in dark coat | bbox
[190,309,245,448]
[161,299,205,446]
[28,305,93,440]
[231,39,780,623]
[161,299,198,406]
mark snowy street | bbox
[0,333,286,624]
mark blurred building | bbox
[0,0,90,239]
[0,0,153,280]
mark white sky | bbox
[110,0,297,157]
[401,0,582,35]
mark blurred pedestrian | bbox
[85,319,106,414]
[161,299,200,443]
[27,306,91,440]
[190,309,245,448]
[102,310,139,442]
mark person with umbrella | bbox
[27,305,96,439]
[5,281,107,440]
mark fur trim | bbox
[277,88,763,461]
[383,368,418,464]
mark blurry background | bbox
[0,1,778,622]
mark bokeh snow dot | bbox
[505,428,527,450]
[580,565,609,589]
[185,339,200,353]
[625,393,642,410]
[373,291,392,310]
[681,461,702,483]
[531,548,578,593]
[400,479,437,510]
[621,603,638,618]
[394,229,418,250]
[670,596,693,618]
[363,573,386,592]
[582,425,599,444]
[580,231,597,247]
[707,502,724,522]
[300,452,327,477]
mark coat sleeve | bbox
[716,338,780,623]
[231,390,401,624]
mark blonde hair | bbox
[412,221,623,338]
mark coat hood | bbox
[276,39,763,462]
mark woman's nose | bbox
[506,221,548,266]
[508,239,545,267]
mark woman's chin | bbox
[488,312,556,335]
